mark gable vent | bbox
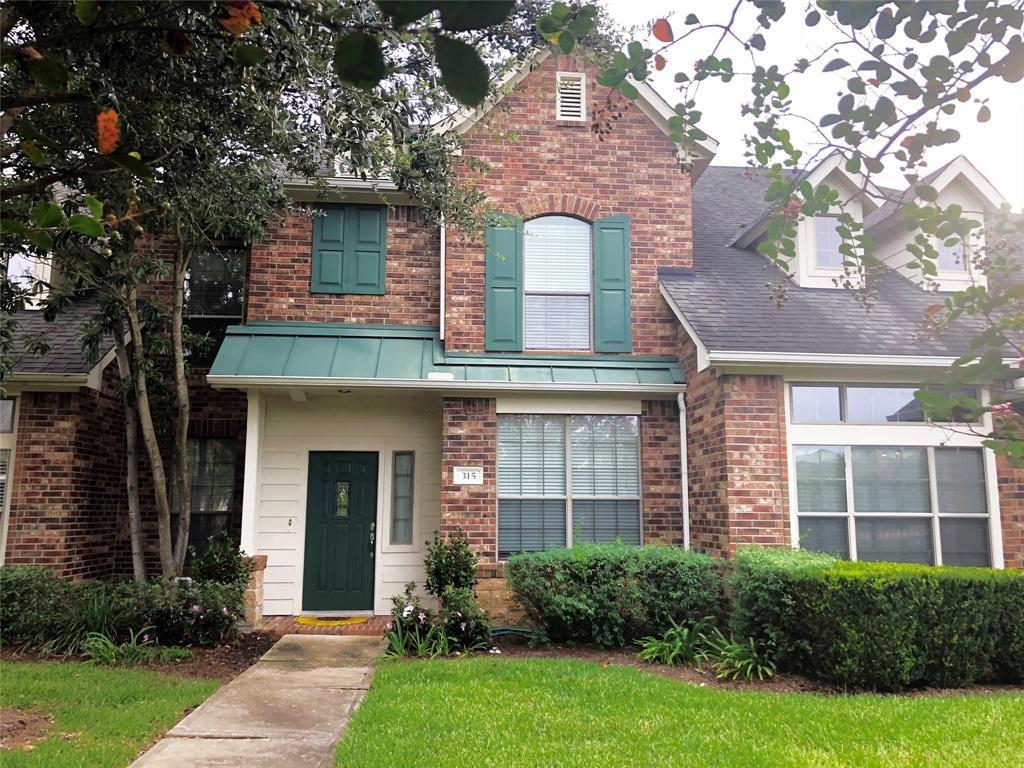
[556,72,586,121]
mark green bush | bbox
[731,547,1024,691]
[507,544,726,648]
[0,564,245,652]
[424,529,477,597]
[190,531,251,588]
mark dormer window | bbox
[937,238,966,272]
[556,72,586,121]
[813,216,843,269]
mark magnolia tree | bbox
[540,0,1024,463]
[0,0,570,577]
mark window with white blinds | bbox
[498,414,641,558]
[523,215,591,350]
[0,449,10,514]
[813,216,843,269]
[555,72,586,121]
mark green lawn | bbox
[0,662,218,768]
[336,658,1024,768]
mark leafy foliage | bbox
[190,531,251,589]
[703,630,776,682]
[82,627,191,666]
[425,528,478,597]
[507,544,726,648]
[635,619,711,667]
[731,547,1024,691]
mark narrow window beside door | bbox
[391,451,414,545]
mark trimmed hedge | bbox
[731,547,1024,691]
[507,544,726,648]
[0,565,245,652]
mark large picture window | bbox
[795,445,991,566]
[523,216,591,350]
[497,414,640,558]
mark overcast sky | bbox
[603,1,1024,209]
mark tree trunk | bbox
[125,286,177,577]
[113,326,146,583]
[171,227,192,573]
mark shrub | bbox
[131,579,243,646]
[731,547,1024,691]
[190,531,251,588]
[507,544,726,648]
[0,566,74,647]
[704,629,776,681]
[636,619,711,666]
[439,585,491,651]
[424,529,477,597]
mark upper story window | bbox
[791,384,980,425]
[555,72,586,121]
[185,244,247,319]
[524,216,591,350]
[0,398,15,433]
[813,216,843,269]
[936,238,966,273]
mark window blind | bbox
[813,216,843,269]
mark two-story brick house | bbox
[2,50,1021,620]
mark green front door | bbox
[303,452,377,611]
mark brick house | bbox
[2,50,1021,621]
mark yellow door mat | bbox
[295,616,370,627]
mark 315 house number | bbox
[453,466,483,485]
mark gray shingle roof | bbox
[5,294,110,376]
[660,165,983,358]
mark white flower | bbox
[402,604,414,618]
[488,647,502,655]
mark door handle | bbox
[369,522,375,556]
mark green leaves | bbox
[109,153,154,181]
[823,58,848,73]
[536,2,596,53]
[435,35,489,106]
[31,201,64,229]
[333,32,386,90]
[27,58,68,91]
[84,195,104,219]
[75,0,100,25]
[437,1,515,32]
[234,44,268,67]
[68,214,104,237]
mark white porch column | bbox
[240,390,264,556]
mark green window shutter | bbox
[311,204,386,295]
[312,205,345,293]
[485,214,522,351]
[593,216,632,353]
[343,205,386,295]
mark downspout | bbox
[439,216,446,341]
[677,392,690,550]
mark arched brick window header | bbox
[514,194,601,222]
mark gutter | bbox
[707,351,1020,369]
[677,392,690,550]
[207,374,685,398]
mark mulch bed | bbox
[0,708,54,751]
[489,635,1024,696]
[0,631,278,684]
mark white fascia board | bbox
[931,155,1008,210]
[3,372,89,392]
[709,350,1018,369]
[659,283,710,371]
[207,374,684,398]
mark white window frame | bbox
[496,413,643,559]
[522,215,593,351]
[555,71,586,122]
[0,396,20,566]
[789,382,984,427]
[785,381,1003,568]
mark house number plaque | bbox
[453,467,484,485]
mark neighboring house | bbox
[2,51,1021,621]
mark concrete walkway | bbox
[132,634,384,768]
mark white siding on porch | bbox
[254,393,442,616]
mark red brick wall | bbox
[446,53,692,355]
[6,366,126,578]
[678,335,790,557]
[640,399,684,545]
[439,397,499,576]
[996,455,1023,568]
[246,205,440,325]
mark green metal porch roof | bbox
[208,322,684,389]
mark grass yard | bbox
[0,662,218,767]
[336,658,1024,768]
